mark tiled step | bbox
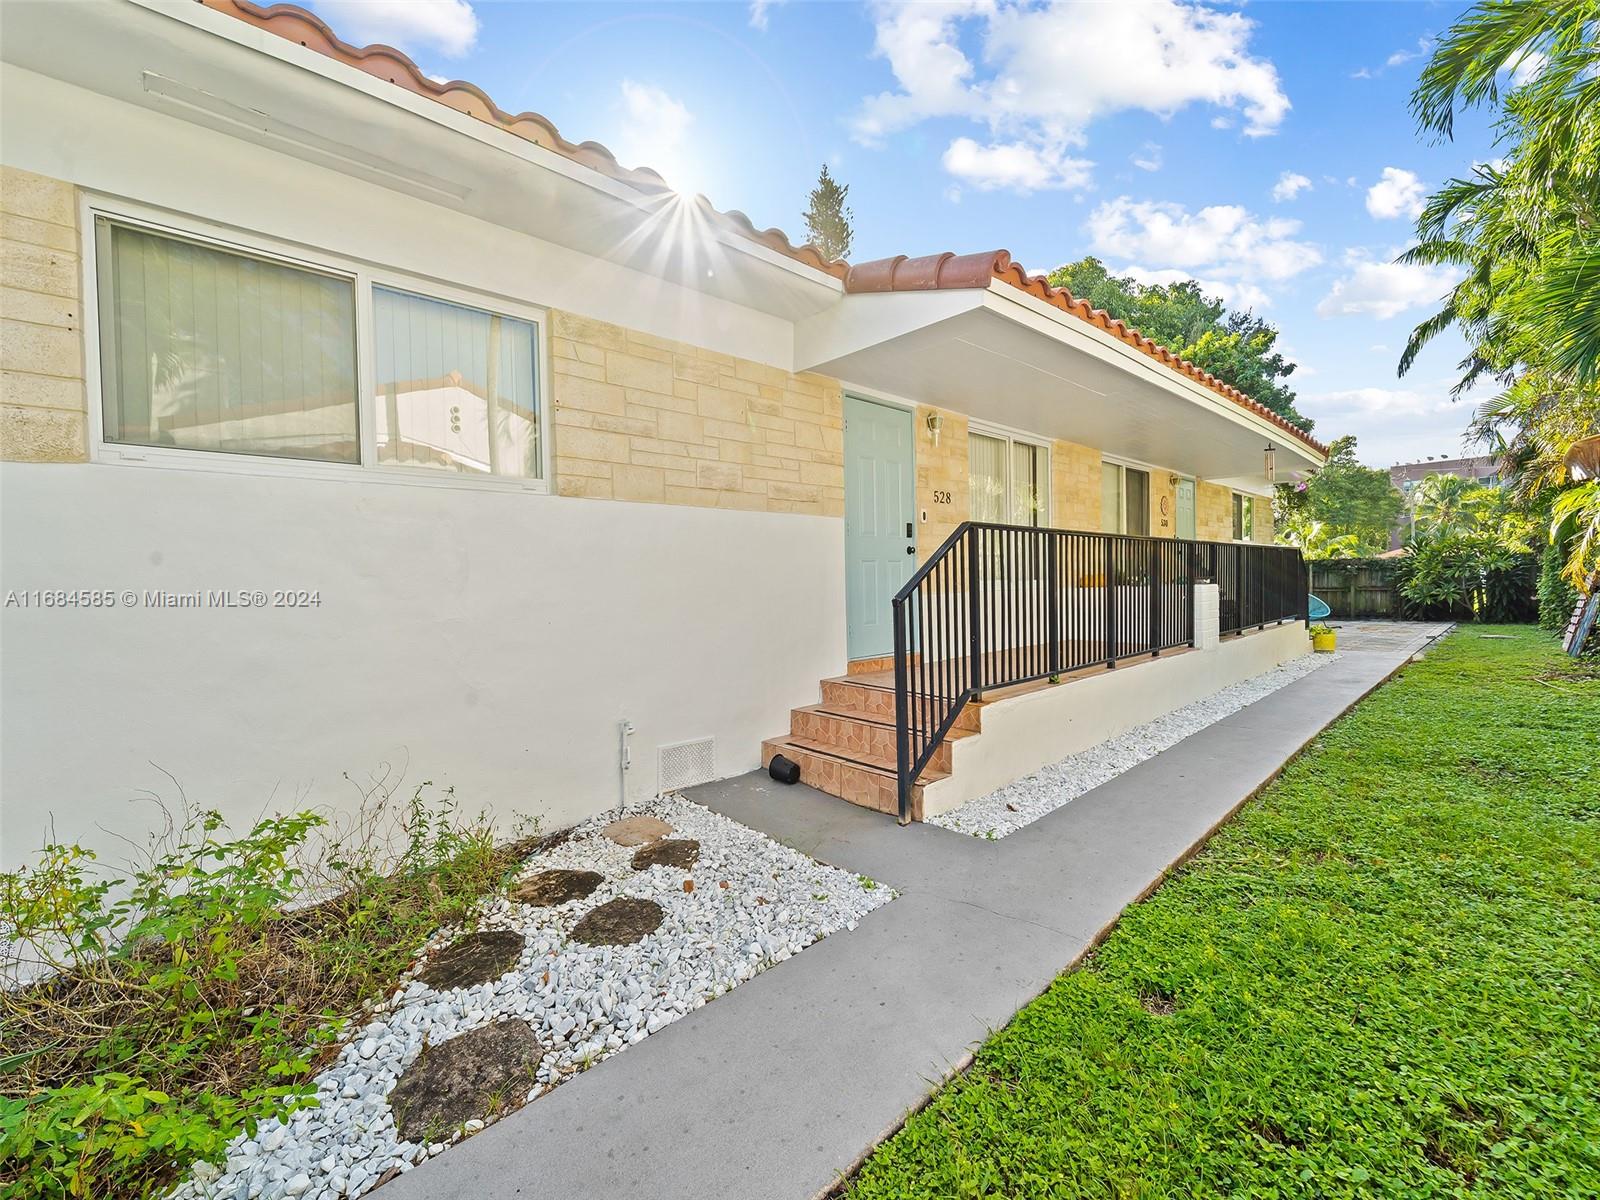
[789,703,968,774]
[760,736,936,822]
[817,677,984,733]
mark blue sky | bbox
[309,0,1504,468]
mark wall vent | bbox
[658,737,716,793]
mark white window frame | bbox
[1232,491,1258,542]
[81,195,552,495]
[967,418,1051,527]
[1100,454,1153,536]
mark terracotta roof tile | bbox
[198,0,848,281]
[845,249,1327,458]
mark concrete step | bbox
[788,703,968,774]
[760,736,938,822]
[817,677,984,733]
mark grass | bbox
[847,626,1600,1199]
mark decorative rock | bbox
[930,651,1339,839]
[631,838,700,871]
[569,897,664,946]
[387,1021,545,1144]
[600,814,673,846]
[416,930,526,991]
[162,796,893,1200]
[509,869,603,907]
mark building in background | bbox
[1389,454,1501,548]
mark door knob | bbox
[906,546,915,555]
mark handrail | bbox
[890,522,1307,823]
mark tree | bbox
[1276,435,1404,555]
[802,164,854,263]
[1048,258,1312,432]
[1402,0,1600,588]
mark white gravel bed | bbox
[166,794,891,1200]
[929,651,1339,840]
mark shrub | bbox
[1538,538,1580,632]
[1394,532,1538,622]
[1,782,510,1199]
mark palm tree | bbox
[1402,0,1600,589]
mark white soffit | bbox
[799,289,1322,483]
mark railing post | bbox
[1046,532,1061,676]
[1186,541,1196,647]
[1149,540,1161,657]
[967,527,983,693]
[1104,536,1117,668]
[892,595,911,825]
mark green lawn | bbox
[848,626,1600,1199]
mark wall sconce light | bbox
[1168,473,1179,487]
[925,411,944,447]
[1264,443,1277,484]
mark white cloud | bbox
[852,0,1288,193]
[1121,264,1271,311]
[942,137,1093,192]
[1211,115,1233,130]
[748,0,782,31]
[609,81,698,190]
[1352,36,1433,80]
[1087,197,1323,298]
[314,0,478,57]
[1132,142,1164,172]
[1312,385,1452,419]
[1316,252,1460,320]
[1365,167,1426,219]
[1272,171,1311,202]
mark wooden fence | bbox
[1309,559,1401,619]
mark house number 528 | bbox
[932,489,952,505]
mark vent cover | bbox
[658,737,716,793]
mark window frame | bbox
[81,196,552,494]
[1232,491,1257,542]
[967,418,1051,528]
[1100,455,1152,536]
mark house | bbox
[0,0,1325,863]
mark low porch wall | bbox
[920,615,1310,818]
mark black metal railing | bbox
[891,523,1307,822]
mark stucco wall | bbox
[1,167,86,462]
[0,462,845,871]
[551,311,843,514]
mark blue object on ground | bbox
[1308,594,1331,620]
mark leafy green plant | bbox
[1,781,509,1199]
[1307,623,1334,637]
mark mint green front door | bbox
[1176,477,1197,540]
[844,395,915,660]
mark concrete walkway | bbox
[384,621,1451,1200]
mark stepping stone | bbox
[388,1020,544,1143]
[416,930,526,991]
[631,838,700,871]
[570,897,663,946]
[510,869,604,907]
[601,814,673,846]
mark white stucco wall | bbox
[923,616,1310,817]
[0,462,844,869]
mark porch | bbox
[764,522,1310,821]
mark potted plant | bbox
[1309,622,1337,653]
